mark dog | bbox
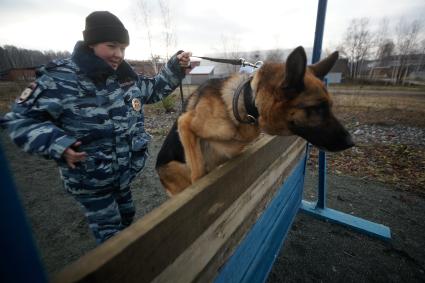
[155,46,354,195]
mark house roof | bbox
[189,66,215,75]
[330,58,349,73]
[0,66,39,73]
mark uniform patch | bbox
[132,98,141,111]
[17,83,37,103]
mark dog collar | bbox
[232,77,259,124]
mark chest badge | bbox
[17,84,36,103]
[132,98,141,111]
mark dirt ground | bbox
[1,87,425,282]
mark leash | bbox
[179,82,185,113]
[191,56,263,68]
[194,56,262,124]
[178,56,263,113]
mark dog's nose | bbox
[328,134,355,151]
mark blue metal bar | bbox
[317,78,328,209]
[311,0,328,64]
[313,0,328,210]
[301,201,392,242]
[317,150,326,209]
[0,141,48,283]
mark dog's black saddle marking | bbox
[155,121,186,168]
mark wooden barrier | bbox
[53,136,307,283]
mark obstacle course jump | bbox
[0,1,390,282]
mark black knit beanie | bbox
[83,11,129,45]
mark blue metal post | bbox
[299,0,391,241]
[317,151,326,209]
[312,0,327,210]
[313,0,328,211]
[0,142,48,283]
[311,0,328,64]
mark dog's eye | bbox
[302,102,330,117]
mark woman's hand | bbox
[63,141,87,169]
[177,51,192,68]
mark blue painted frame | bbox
[300,146,391,241]
[215,151,308,283]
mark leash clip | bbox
[246,114,257,124]
[239,58,263,68]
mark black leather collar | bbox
[232,77,259,124]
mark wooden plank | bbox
[215,155,306,283]
[152,138,306,283]
[53,136,303,283]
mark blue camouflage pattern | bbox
[1,41,185,196]
[73,187,135,243]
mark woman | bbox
[2,11,191,243]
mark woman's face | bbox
[90,41,128,70]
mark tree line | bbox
[336,16,425,84]
[0,45,70,71]
[2,10,424,85]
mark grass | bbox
[309,144,425,197]
[323,87,425,195]
[333,93,425,112]
[2,81,424,114]
[329,83,425,92]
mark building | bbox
[184,65,215,85]
[0,67,37,81]
[367,54,425,82]
[128,60,165,76]
[325,58,349,84]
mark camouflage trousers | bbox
[74,187,135,244]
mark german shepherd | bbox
[156,46,354,195]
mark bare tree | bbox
[414,39,425,79]
[0,45,70,72]
[368,18,391,79]
[393,18,422,84]
[0,46,7,70]
[133,0,159,73]
[377,40,395,61]
[265,48,285,62]
[372,18,390,60]
[3,45,19,68]
[158,0,177,60]
[218,35,243,73]
[341,17,372,80]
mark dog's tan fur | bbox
[156,46,353,195]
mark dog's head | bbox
[254,46,354,152]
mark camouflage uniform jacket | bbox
[2,41,185,195]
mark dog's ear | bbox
[283,46,307,92]
[308,51,339,79]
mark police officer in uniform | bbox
[1,11,191,243]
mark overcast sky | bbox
[1,0,424,60]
